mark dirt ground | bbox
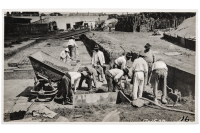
[4,32,195,122]
[90,31,195,74]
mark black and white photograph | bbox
[2,8,197,123]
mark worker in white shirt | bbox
[113,52,132,70]
[149,60,168,104]
[59,48,71,63]
[67,36,78,59]
[129,52,148,100]
[92,45,106,82]
[77,66,98,91]
[105,68,129,92]
[68,71,81,94]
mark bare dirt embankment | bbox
[169,16,196,39]
[80,31,195,97]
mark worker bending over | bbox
[60,48,71,63]
[68,71,81,94]
[105,68,129,92]
[60,72,73,105]
[78,66,98,91]
[112,52,132,70]
[67,36,78,59]
[129,52,148,100]
[92,45,106,82]
[149,60,168,104]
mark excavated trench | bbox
[80,33,195,97]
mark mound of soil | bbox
[170,16,196,39]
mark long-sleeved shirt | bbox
[67,39,78,47]
[152,61,168,71]
[129,57,148,77]
[143,49,156,63]
[109,68,124,81]
[92,50,105,66]
[60,50,70,59]
[115,56,126,70]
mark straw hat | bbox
[65,48,69,52]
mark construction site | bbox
[4,11,196,122]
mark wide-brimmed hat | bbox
[65,48,69,52]
[144,43,151,49]
[93,45,99,50]
[71,36,75,39]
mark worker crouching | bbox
[129,53,148,100]
[150,60,168,104]
[105,68,129,92]
[78,66,98,91]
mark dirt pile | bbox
[169,16,196,39]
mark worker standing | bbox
[78,66,98,91]
[129,53,148,100]
[113,52,132,70]
[142,43,156,83]
[59,48,71,63]
[92,45,106,82]
[67,36,78,59]
[105,68,129,92]
[149,60,168,104]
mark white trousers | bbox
[132,72,144,100]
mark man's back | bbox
[68,39,77,47]
[152,61,168,71]
[131,57,148,72]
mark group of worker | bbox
[60,36,78,63]
[59,36,168,105]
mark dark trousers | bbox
[78,67,92,90]
[61,75,72,102]
[68,45,75,58]
[152,69,167,99]
[105,71,119,92]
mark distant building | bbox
[4,16,31,24]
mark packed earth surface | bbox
[4,30,195,122]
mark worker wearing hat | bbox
[129,52,148,100]
[67,36,78,59]
[77,66,98,91]
[60,48,71,63]
[113,52,132,70]
[142,43,156,83]
[105,68,129,92]
[148,59,168,104]
[92,45,106,82]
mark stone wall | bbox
[80,33,195,97]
